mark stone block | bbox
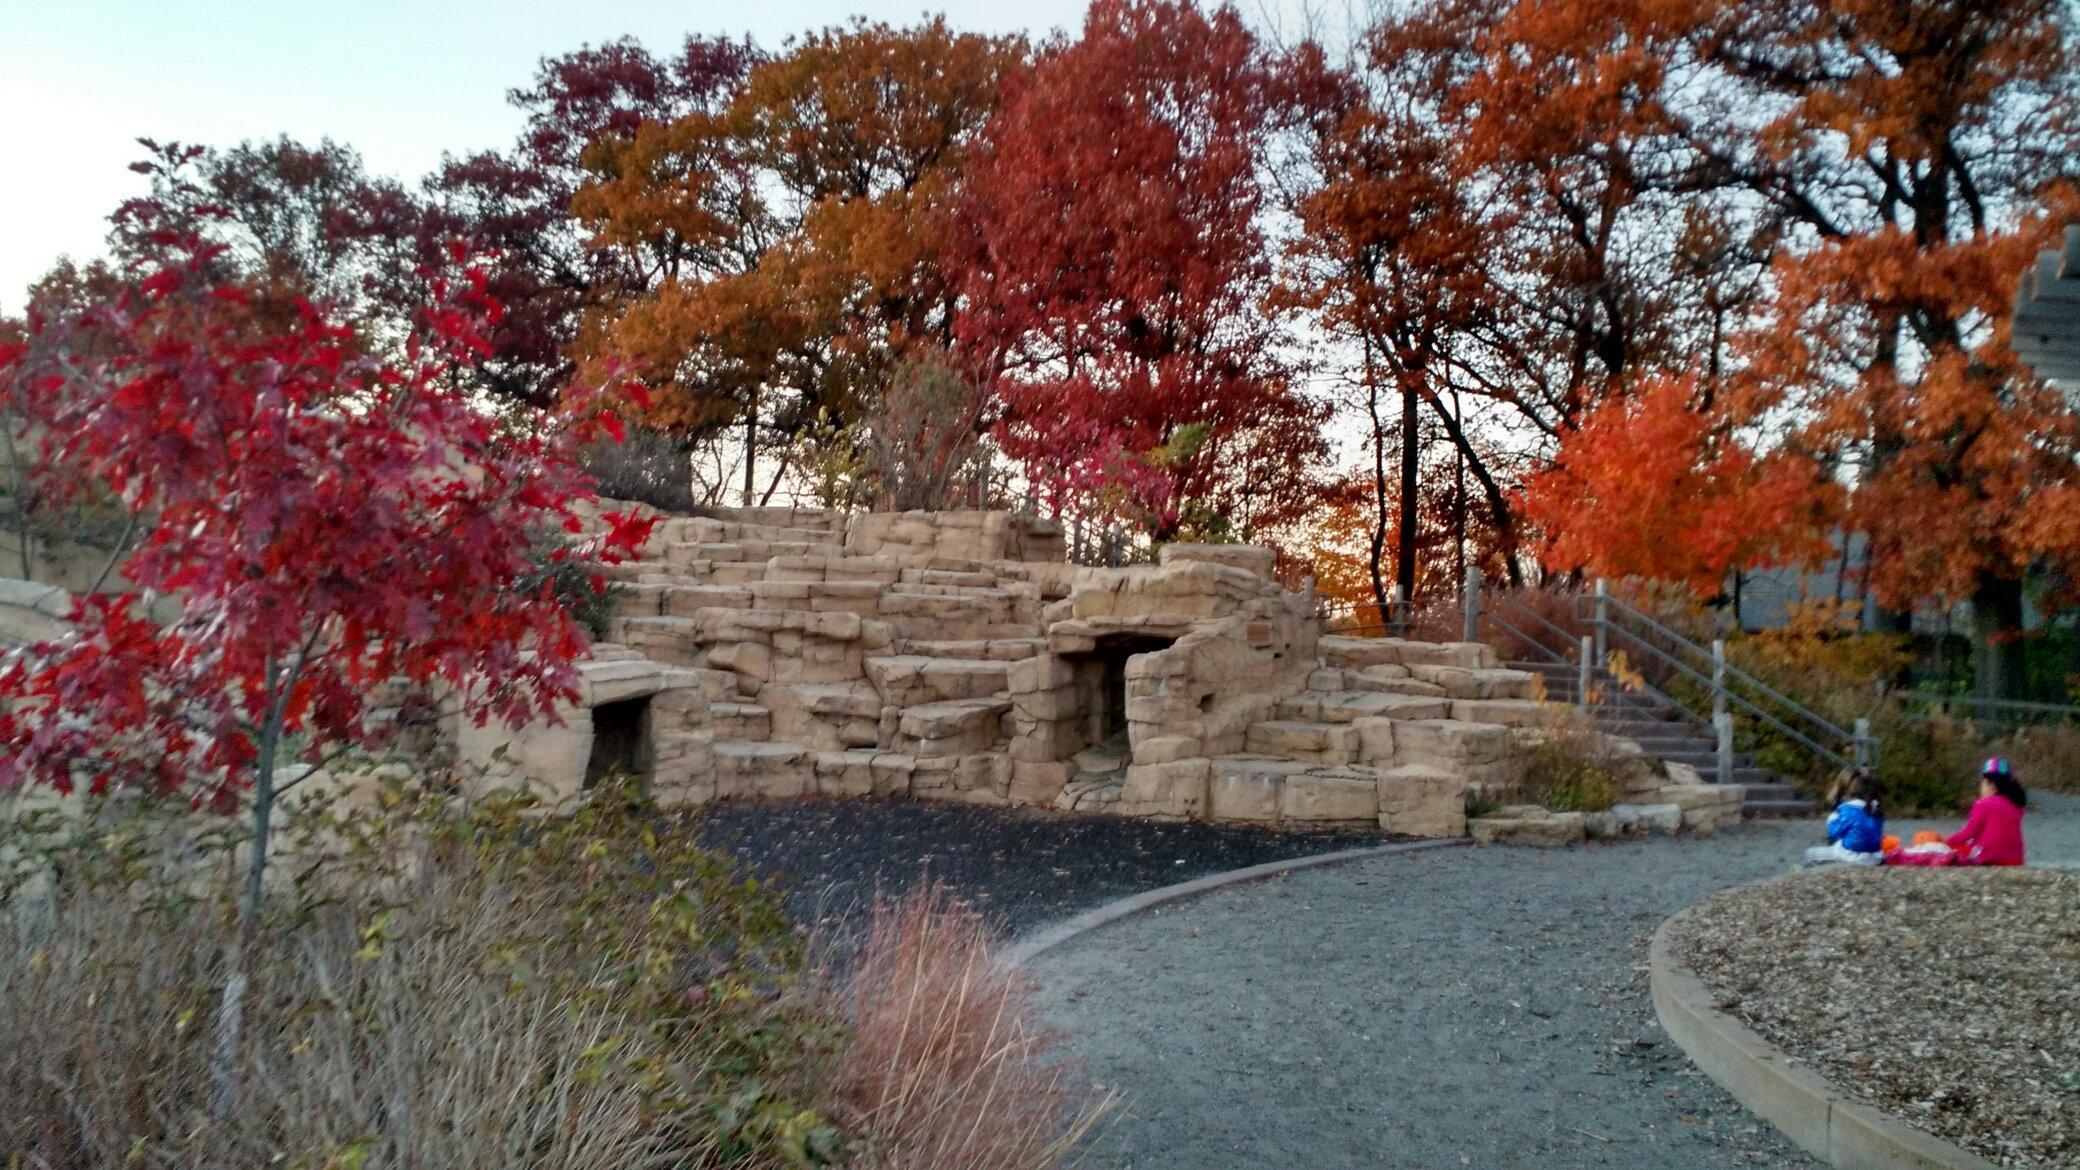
[813,749,879,797]
[1007,653,1075,694]
[1447,698,1548,728]
[1352,716,1396,764]
[1377,764,1467,838]
[1606,802,1683,835]
[712,742,811,799]
[1118,759,1211,820]
[706,640,772,687]
[1132,734,1202,765]
[866,654,1009,707]
[1157,542,1277,578]
[896,697,1010,758]
[1244,720,1359,764]
[1469,807,1585,846]
[1392,720,1512,768]
[1209,756,1310,823]
[1279,768,1379,823]
[869,752,917,796]
[1009,760,1072,806]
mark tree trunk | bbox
[741,392,758,508]
[1396,378,1419,609]
[1362,338,1392,625]
[1421,388,1521,585]
[1971,576,2027,702]
[210,685,285,1118]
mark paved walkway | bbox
[1029,794,2077,1170]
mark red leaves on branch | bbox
[0,160,650,808]
[949,0,1327,538]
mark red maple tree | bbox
[949,0,1328,539]
[1518,373,1838,594]
[0,148,654,934]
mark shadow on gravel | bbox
[684,797,1393,938]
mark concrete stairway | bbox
[1508,660,1813,817]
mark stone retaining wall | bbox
[455,506,1580,839]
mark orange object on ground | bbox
[1911,829,1944,846]
[1882,835,1901,855]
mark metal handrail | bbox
[1591,591,1863,748]
[1478,608,1571,666]
[1600,622,1854,771]
[1486,589,1580,659]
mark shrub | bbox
[1516,706,1627,813]
[0,787,1105,1170]
[1994,721,2080,794]
[0,786,840,1168]
[583,430,703,513]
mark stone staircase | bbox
[1508,660,1814,817]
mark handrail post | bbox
[1592,578,1609,668]
[1711,638,1727,725]
[1715,712,1734,786]
[1577,634,1593,710]
[1852,717,1871,771]
[1462,565,1480,644]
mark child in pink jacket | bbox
[1947,758,2027,867]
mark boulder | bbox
[1469,806,1585,847]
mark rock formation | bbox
[450,505,1558,837]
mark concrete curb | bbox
[1650,893,2000,1170]
[1002,837,1464,967]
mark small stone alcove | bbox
[584,696,653,790]
[1068,633,1175,750]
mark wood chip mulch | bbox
[1671,867,2080,1168]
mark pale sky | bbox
[0,0,1111,312]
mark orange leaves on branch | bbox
[1519,374,1838,594]
[577,19,1022,443]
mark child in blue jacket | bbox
[1804,770,1884,867]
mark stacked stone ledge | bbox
[451,505,1585,839]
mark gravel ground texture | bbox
[683,797,1386,937]
[1024,792,2079,1170]
[1671,867,2080,1169]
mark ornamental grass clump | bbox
[825,886,1110,1170]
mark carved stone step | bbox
[1243,719,1359,764]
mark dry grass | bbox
[0,861,696,1169]
[828,887,1109,1170]
[0,794,1105,1169]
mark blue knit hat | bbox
[1982,756,2012,778]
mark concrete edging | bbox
[1002,836,1464,967]
[1650,893,2001,1170]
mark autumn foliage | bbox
[1518,375,1838,593]
[0,149,650,849]
[952,0,1327,537]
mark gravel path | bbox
[1027,794,2080,1170]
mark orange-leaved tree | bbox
[1519,373,1838,595]
[576,19,1024,503]
[1687,0,2080,697]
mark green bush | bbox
[1517,710,1625,813]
